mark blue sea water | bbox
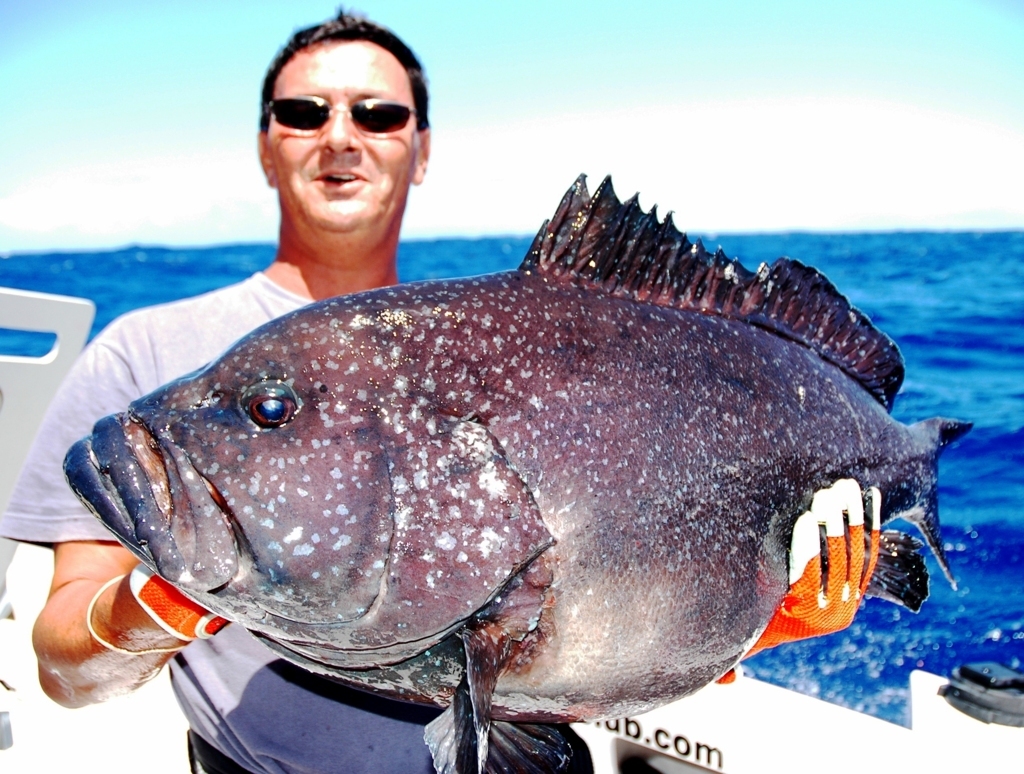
[1,231,1022,726]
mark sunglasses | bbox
[269,97,416,134]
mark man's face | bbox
[259,41,430,245]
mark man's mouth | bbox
[319,172,359,184]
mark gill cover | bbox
[263,412,554,667]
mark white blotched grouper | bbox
[65,177,969,774]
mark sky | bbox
[1,0,1023,253]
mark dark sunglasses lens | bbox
[351,101,412,133]
[272,99,330,130]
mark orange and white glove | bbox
[749,479,881,656]
[129,564,228,641]
[717,480,880,683]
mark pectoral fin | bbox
[424,621,586,774]
[865,530,929,612]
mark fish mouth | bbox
[64,413,239,592]
[65,433,151,565]
[122,418,233,524]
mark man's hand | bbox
[717,480,882,682]
[129,564,227,641]
[33,541,223,707]
[747,479,881,657]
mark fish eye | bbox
[241,381,300,428]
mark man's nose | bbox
[323,107,360,150]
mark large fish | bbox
[66,177,968,773]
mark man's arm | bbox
[33,541,185,707]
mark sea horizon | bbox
[6,224,1024,260]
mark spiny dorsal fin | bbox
[520,175,905,410]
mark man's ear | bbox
[258,132,278,189]
[412,128,431,186]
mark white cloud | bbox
[3,98,1022,252]
[405,97,1024,236]
[0,149,278,251]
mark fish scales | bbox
[65,177,968,773]
[193,274,906,710]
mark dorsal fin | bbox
[520,176,905,410]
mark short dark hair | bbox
[260,9,429,132]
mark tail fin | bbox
[904,418,972,589]
[929,417,973,449]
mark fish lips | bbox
[64,413,239,591]
[65,431,151,565]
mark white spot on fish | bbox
[413,470,429,490]
[293,544,314,556]
[478,465,508,499]
[283,527,303,544]
[395,506,413,530]
[435,532,457,551]
[477,527,503,558]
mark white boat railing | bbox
[0,287,188,771]
[573,664,1021,774]
[0,286,95,620]
[0,286,93,753]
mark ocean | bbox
[1,231,1022,726]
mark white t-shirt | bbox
[1,273,438,773]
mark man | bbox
[3,10,876,774]
[2,11,442,774]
